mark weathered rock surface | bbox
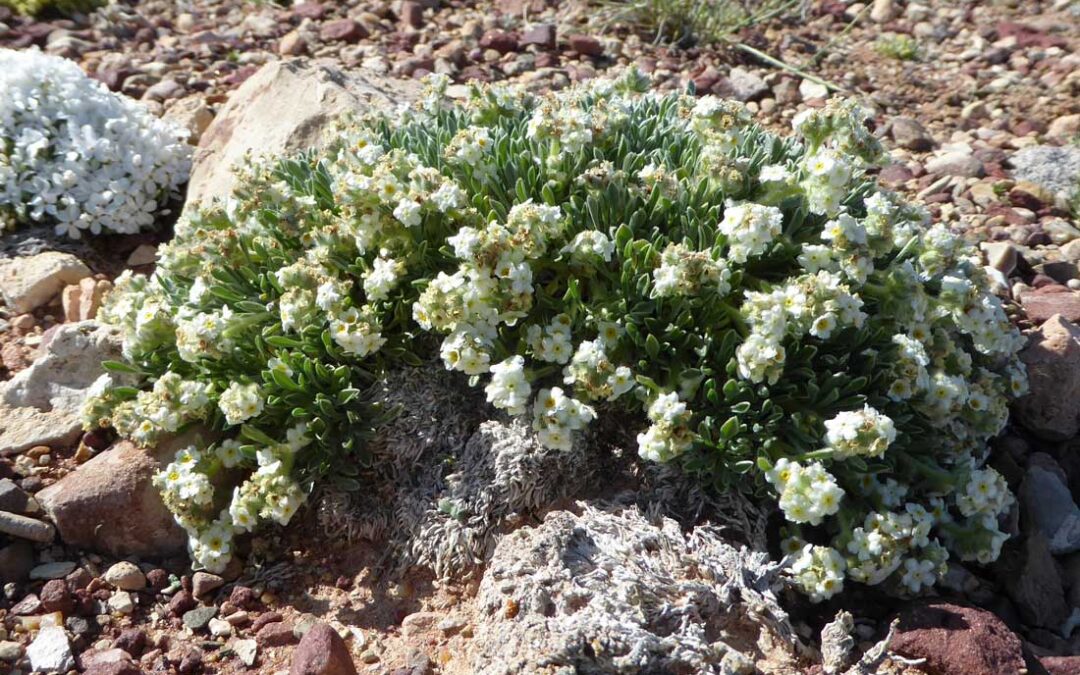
[0,251,90,314]
[1,321,123,414]
[1003,533,1069,630]
[1021,456,1080,555]
[1010,145,1080,207]
[26,626,75,673]
[468,504,801,674]
[1013,314,1080,440]
[0,321,125,456]
[35,435,195,557]
[890,602,1025,675]
[290,623,357,675]
[186,58,417,207]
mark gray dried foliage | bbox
[469,504,806,675]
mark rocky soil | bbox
[1,0,1080,674]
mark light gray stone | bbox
[1010,145,1080,207]
[0,251,90,314]
[1021,462,1080,555]
[26,626,74,673]
[925,150,984,177]
[29,561,77,580]
[103,561,147,590]
[0,510,54,542]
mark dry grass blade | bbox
[592,0,807,46]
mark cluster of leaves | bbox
[874,33,921,61]
[0,0,102,17]
[87,72,1025,602]
[592,0,805,46]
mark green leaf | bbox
[102,360,145,376]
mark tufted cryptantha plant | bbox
[86,71,1026,602]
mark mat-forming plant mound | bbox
[85,71,1027,601]
[0,49,190,238]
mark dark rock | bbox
[567,34,603,57]
[229,585,258,609]
[889,116,934,151]
[398,1,424,29]
[251,611,284,632]
[256,622,298,647]
[890,602,1025,675]
[1003,533,1069,629]
[1015,314,1080,440]
[319,19,368,43]
[178,650,202,674]
[168,590,197,618]
[289,623,357,675]
[146,568,168,589]
[291,2,327,19]
[878,164,914,188]
[65,615,91,636]
[0,477,31,513]
[520,24,555,51]
[479,30,518,54]
[0,540,33,582]
[39,579,73,614]
[113,628,147,656]
[182,606,218,631]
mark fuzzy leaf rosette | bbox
[0,48,190,238]
[85,71,1026,599]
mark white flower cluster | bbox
[766,458,844,526]
[737,271,865,384]
[823,405,896,459]
[790,544,846,602]
[652,243,732,298]
[718,202,783,264]
[636,392,694,463]
[0,49,189,237]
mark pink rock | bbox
[567,34,603,57]
[256,622,298,647]
[890,602,1025,675]
[289,623,356,675]
[479,30,519,54]
[1022,293,1080,324]
[319,19,368,43]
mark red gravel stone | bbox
[256,621,298,647]
[890,602,1025,675]
[567,34,603,57]
[479,30,519,54]
[319,19,368,44]
[1022,292,1080,324]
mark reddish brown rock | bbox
[479,30,518,54]
[1042,656,1080,674]
[36,439,187,557]
[398,1,423,29]
[291,2,326,19]
[521,24,556,51]
[39,579,74,614]
[1022,293,1080,324]
[890,602,1024,675]
[256,621,298,647]
[567,34,603,57]
[290,623,356,675]
[319,19,368,43]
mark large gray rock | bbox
[1003,533,1069,630]
[1010,145,1080,208]
[1013,314,1080,441]
[0,251,90,314]
[0,321,125,456]
[186,59,418,208]
[1021,455,1080,554]
[35,433,201,557]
